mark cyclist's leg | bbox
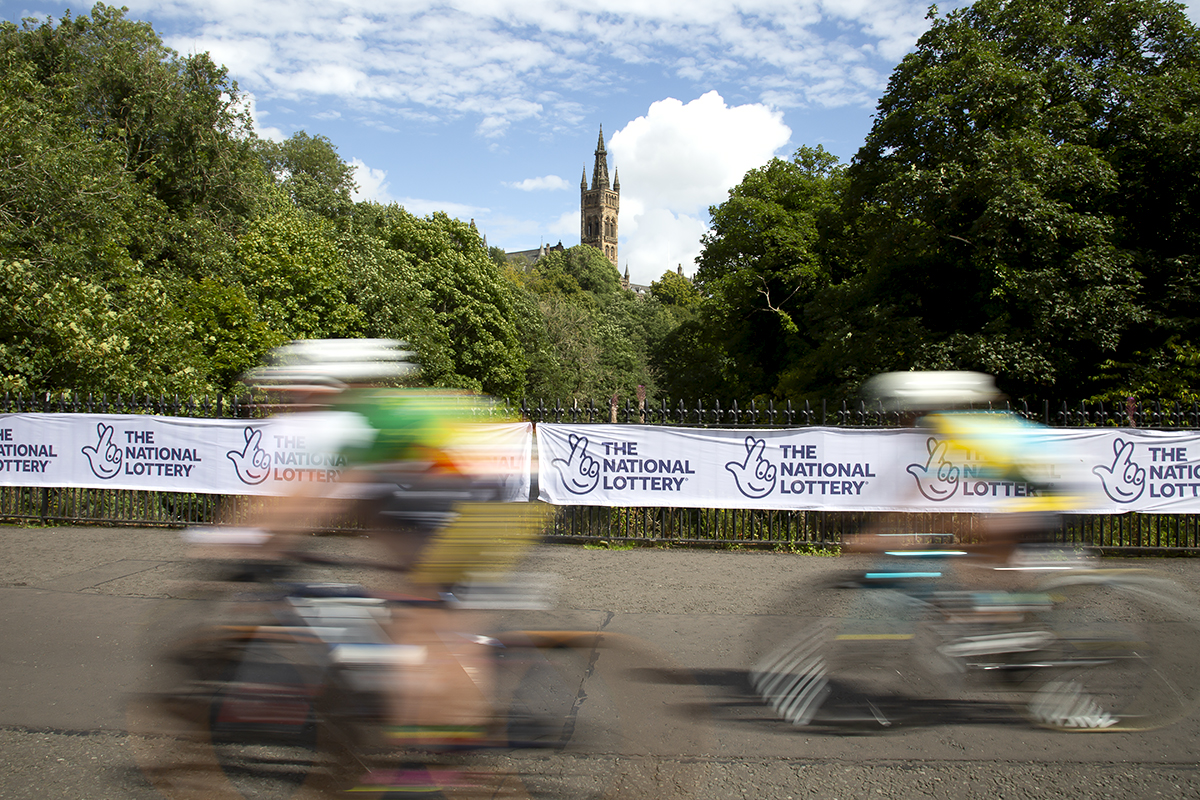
[446,631,713,800]
[380,605,496,748]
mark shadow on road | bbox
[627,666,1034,735]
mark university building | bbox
[506,127,648,294]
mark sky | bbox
[7,0,1200,286]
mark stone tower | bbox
[580,126,620,269]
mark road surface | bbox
[2,525,1200,798]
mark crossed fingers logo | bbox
[227,427,271,485]
[725,436,777,499]
[906,438,960,502]
[551,433,600,495]
[1092,438,1145,503]
[81,423,121,479]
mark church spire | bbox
[591,126,610,191]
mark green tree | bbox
[688,145,846,400]
[524,257,586,299]
[234,194,365,341]
[0,50,136,276]
[598,290,669,398]
[0,6,266,393]
[557,245,622,295]
[344,204,526,395]
[831,0,1200,400]
[257,132,357,220]
[179,276,284,391]
[527,293,604,398]
[12,4,262,277]
[512,244,669,401]
[649,269,701,310]
[0,260,208,394]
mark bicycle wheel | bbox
[1024,570,1200,732]
[132,626,711,800]
[128,618,338,800]
[752,586,949,729]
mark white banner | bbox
[536,424,1200,514]
[6,413,1197,513]
[0,414,532,500]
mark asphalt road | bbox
[3,525,1200,799]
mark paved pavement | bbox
[3,525,1200,798]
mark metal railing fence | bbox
[5,392,1198,428]
[545,506,1200,555]
[518,396,1199,429]
[2,391,1198,553]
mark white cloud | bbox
[230,91,284,141]
[619,209,710,286]
[349,158,488,220]
[397,197,491,220]
[609,92,792,286]
[548,207,581,241]
[506,175,570,191]
[349,158,393,203]
[146,0,971,138]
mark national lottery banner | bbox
[0,413,533,500]
[536,424,1200,514]
[6,413,1200,513]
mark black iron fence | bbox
[518,396,1200,429]
[2,391,1198,553]
[5,391,1199,428]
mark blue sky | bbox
[8,1,1200,286]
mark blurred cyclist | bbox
[210,340,523,764]
[857,370,1074,564]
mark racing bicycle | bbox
[127,531,712,800]
[751,538,1200,732]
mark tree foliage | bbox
[679,146,846,400]
[0,5,257,393]
[827,0,1200,400]
[257,132,357,220]
[16,2,1195,406]
[0,6,537,398]
[676,0,1200,403]
[514,245,664,400]
[342,205,526,395]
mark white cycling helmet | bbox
[862,370,1001,411]
[243,338,420,392]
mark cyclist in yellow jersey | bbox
[858,371,1074,563]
